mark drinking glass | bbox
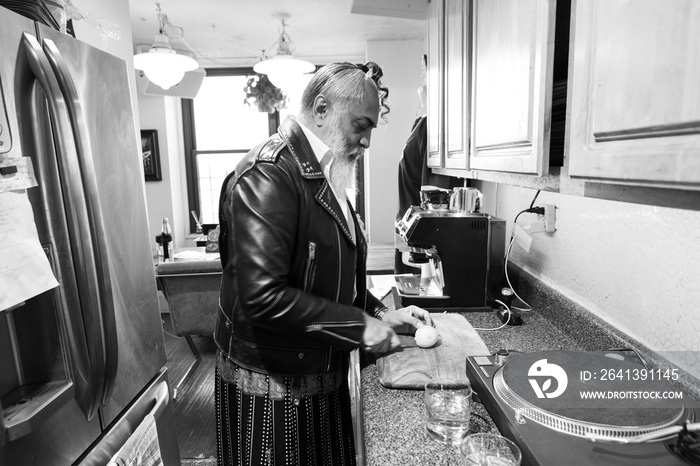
[424,377,472,445]
[460,433,522,466]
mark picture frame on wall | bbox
[140,129,161,181]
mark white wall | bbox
[139,95,186,250]
[476,181,700,378]
[365,40,425,244]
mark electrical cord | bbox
[504,229,533,312]
[474,299,512,331]
[511,206,545,232]
[504,190,542,313]
[512,208,529,226]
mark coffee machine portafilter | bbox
[396,206,506,310]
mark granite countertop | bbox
[359,268,700,466]
[360,303,587,466]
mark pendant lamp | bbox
[253,14,315,92]
[133,5,199,90]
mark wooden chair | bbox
[155,259,221,400]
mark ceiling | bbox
[128,0,428,69]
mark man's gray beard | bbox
[329,154,357,204]
[326,115,360,203]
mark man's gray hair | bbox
[300,62,390,122]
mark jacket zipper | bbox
[334,227,342,302]
[303,241,317,292]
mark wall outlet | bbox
[525,221,545,233]
[542,204,556,232]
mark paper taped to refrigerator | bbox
[0,191,59,311]
[0,156,38,192]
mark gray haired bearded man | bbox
[215,62,433,465]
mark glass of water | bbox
[424,377,473,445]
[460,433,522,466]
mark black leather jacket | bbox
[215,116,386,376]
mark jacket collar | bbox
[279,115,325,179]
[279,116,356,245]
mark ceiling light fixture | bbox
[133,4,199,90]
[253,13,315,92]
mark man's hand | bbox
[381,305,434,335]
[362,315,401,353]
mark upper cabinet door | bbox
[444,0,472,169]
[568,0,700,187]
[470,0,557,175]
[427,0,445,168]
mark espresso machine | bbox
[395,206,506,310]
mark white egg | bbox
[414,326,439,348]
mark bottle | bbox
[156,218,173,263]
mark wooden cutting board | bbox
[376,313,489,389]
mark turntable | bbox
[466,350,700,465]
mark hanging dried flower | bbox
[243,74,288,113]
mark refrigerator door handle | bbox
[41,37,119,408]
[21,31,109,421]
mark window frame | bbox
[182,67,280,233]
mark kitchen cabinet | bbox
[427,0,699,208]
[427,0,472,170]
[469,0,559,176]
[567,0,700,188]
[444,0,471,169]
[426,0,444,168]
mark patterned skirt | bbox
[215,356,357,466]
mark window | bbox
[182,68,279,231]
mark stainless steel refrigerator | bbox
[0,6,179,465]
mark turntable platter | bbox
[494,351,693,439]
[466,350,700,466]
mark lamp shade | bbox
[253,55,315,77]
[134,33,199,90]
[253,14,315,94]
[254,56,314,93]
